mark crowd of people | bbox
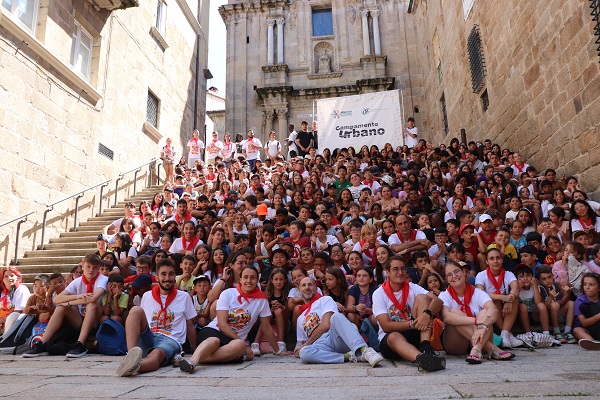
[1,119,600,377]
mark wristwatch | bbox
[423,309,432,317]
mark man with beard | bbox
[294,277,383,366]
[117,258,197,376]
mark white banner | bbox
[316,90,403,152]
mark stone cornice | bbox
[307,72,343,79]
[219,0,288,22]
[261,64,289,73]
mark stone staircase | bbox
[17,185,163,284]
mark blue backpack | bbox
[96,319,127,356]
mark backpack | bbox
[0,314,37,353]
[516,332,561,349]
[96,319,127,356]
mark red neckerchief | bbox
[236,285,266,304]
[207,173,216,180]
[363,180,374,188]
[82,274,99,294]
[382,280,410,314]
[512,162,525,173]
[151,286,178,331]
[175,212,192,225]
[359,239,377,267]
[579,217,592,229]
[181,236,199,251]
[486,268,506,294]
[447,284,475,317]
[128,230,135,241]
[398,229,417,243]
[299,293,323,316]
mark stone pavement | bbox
[0,345,598,399]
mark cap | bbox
[479,214,492,223]
[370,166,380,175]
[96,234,109,242]
[458,224,475,235]
[165,200,176,207]
[131,274,153,290]
[193,275,210,285]
[430,186,442,193]
[163,187,174,192]
[256,204,268,216]
[228,189,238,195]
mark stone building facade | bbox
[409,0,600,197]
[219,0,421,145]
[0,0,210,262]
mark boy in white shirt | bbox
[24,254,108,358]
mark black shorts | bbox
[380,330,421,360]
[196,327,235,347]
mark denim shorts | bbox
[138,326,182,367]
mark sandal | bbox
[489,350,515,361]
[465,348,482,364]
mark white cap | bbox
[479,214,492,223]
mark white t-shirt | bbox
[288,287,323,299]
[372,282,428,341]
[570,218,600,236]
[296,295,338,343]
[165,215,198,226]
[221,142,234,161]
[206,140,224,158]
[475,270,517,295]
[65,274,108,315]
[405,126,418,148]
[169,238,203,254]
[315,235,339,250]
[439,287,491,316]
[242,138,263,161]
[140,289,196,346]
[264,140,281,158]
[111,216,142,230]
[352,239,387,267]
[387,230,427,246]
[207,288,271,341]
[349,184,367,201]
[0,285,30,311]
[287,131,298,155]
[362,180,381,195]
[187,138,204,158]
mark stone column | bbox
[276,18,285,64]
[361,11,370,56]
[275,107,288,145]
[372,10,381,55]
[267,19,275,65]
[263,109,273,136]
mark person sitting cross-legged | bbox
[116,258,197,377]
[372,256,446,372]
[294,276,383,367]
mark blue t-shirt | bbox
[574,294,600,328]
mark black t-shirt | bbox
[297,131,314,149]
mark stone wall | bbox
[409,0,600,198]
[0,0,208,264]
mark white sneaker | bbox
[346,352,359,363]
[250,342,261,356]
[359,347,384,367]
[117,347,142,377]
[275,341,287,355]
[509,333,524,348]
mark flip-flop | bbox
[465,349,482,364]
[490,351,515,360]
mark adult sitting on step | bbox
[294,276,384,367]
[103,202,141,236]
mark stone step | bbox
[18,255,87,265]
[54,232,104,239]
[25,248,95,258]
[16,264,78,274]
[69,225,105,232]
[43,242,99,250]
[48,236,102,244]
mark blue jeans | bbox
[138,326,182,367]
[247,159,257,170]
[299,313,367,364]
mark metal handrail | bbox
[114,158,158,207]
[40,179,111,250]
[0,211,34,265]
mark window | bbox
[156,0,167,36]
[441,94,448,135]
[481,89,489,112]
[467,24,486,93]
[312,8,333,36]
[591,0,600,59]
[147,91,160,128]
[1,0,39,32]
[70,23,93,80]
